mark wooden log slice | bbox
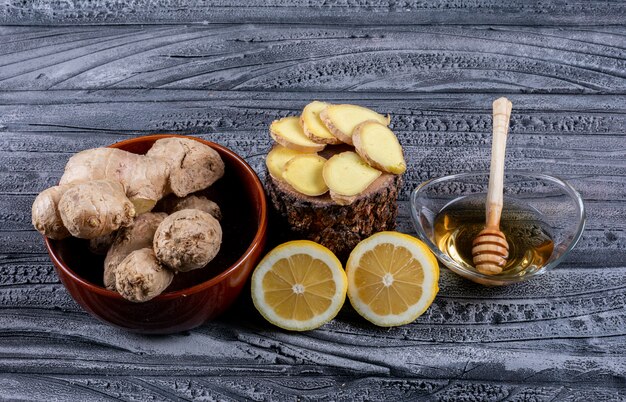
[265,161,402,261]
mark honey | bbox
[434,195,554,277]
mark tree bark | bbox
[265,170,401,261]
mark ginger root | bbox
[270,116,326,153]
[115,248,174,303]
[34,137,226,242]
[103,212,167,290]
[146,137,225,198]
[31,184,73,240]
[58,180,136,239]
[153,209,222,272]
[300,101,341,144]
[60,148,170,214]
[323,151,382,205]
[319,104,390,145]
[265,145,306,180]
[31,137,231,303]
[157,194,221,221]
[282,154,328,196]
[353,121,406,174]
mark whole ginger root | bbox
[60,148,170,214]
[31,185,73,240]
[115,248,174,303]
[147,138,225,198]
[32,137,226,242]
[58,180,136,239]
[154,209,222,272]
[103,212,167,290]
[31,137,228,303]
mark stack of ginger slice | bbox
[264,101,406,260]
[266,101,406,205]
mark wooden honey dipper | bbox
[472,97,513,275]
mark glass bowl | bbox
[410,172,585,286]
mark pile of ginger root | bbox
[32,137,226,302]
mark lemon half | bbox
[346,231,439,327]
[251,240,347,331]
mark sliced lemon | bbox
[346,231,439,327]
[251,240,347,331]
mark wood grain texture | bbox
[0,11,625,401]
[4,374,624,402]
[2,1,626,26]
[0,25,625,93]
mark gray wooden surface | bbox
[1,1,626,400]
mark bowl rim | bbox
[45,134,268,300]
[410,170,586,284]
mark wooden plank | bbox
[1,301,626,376]
[0,297,626,384]
[2,374,626,401]
[5,264,626,329]
[8,373,624,402]
[0,255,58,286]
[1,92,624,194]
[2,92,625,141]
[2,1,626,26]
[0,25,624,93]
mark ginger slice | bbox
[353,121,406,174]
[265,145,307,180]
[282,154,328,197]
[270,116,326,153]
[300,101,341,144]
[319,104,390,145]
[323,151,382,205]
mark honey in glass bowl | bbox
[433,194,554,279]
[410,172,585,286]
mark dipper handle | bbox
[486,97,512,228]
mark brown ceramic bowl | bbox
[44,134,267,334]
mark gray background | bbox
[0,1,625,400]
